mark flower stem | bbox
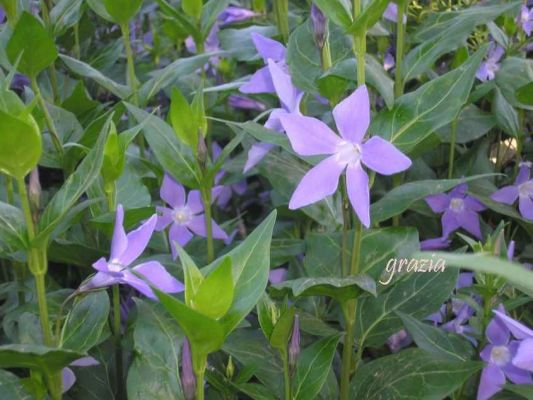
[341,178,350,277]
[448,118,458,179]
[201,188,215,264]
[352,0,366,86]
[274,0,289,43]
[394,0,407,98]
[193,352,207,400]
[340,300,356,400]
[112,284,125,400]
[31,77,63,158]
[281,351,291,400]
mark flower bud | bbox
[288,314,300,369]
[225,355,235,379]
[197,135,208,169]
[181,339,196,400]
[311,4,327,49]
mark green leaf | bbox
[60,291,110,353]
[416,252,533,297]
[102,122,125,188]
[103,0,143,25]
[493,88,519,138]
[193,257,234,320]
[503,384,533,399]
[6,12,58,77]
[127,300,184,400]
[50,0,83,36]
[200,0,231,35]
[496,57,533,110]
[355,266,458,347]
[36,116,111,245]
[370,174,496,223]
[403,2,519,81]
[0,344,83,374]
[0,369,32,400]
[437,105,496,144]
[126,103,201,188]
[313,0,352,29]
[268,307,295,351]
[271,275,376,302]
[346,0,390,34]
[292,334,342,400]
[170,87,198,152]
[370,45,486,155]
[182,0,202,21]
[0,201,27,252]
[349,348,482,399]
[257,294,276,341]
[516,82,533,105]
[178,246,204,307]
[60,55,132,99]
[219,26,277,62]
[397,311,474,361]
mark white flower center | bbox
[490,345,511,366]
[518,181,533,199]
[172,206,192,225]
[335,140,362,166]
[108,260,126,273]
[449,198,465,213]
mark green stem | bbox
[112,284,125,400]
[352,0,366,86]
[5,175,25,305]
[193,352,207,400]
[448,118,458,179]
[340,301,356,400]
[40,0,59,103]
[31,77,63,157]
[321,40,332,71]
[121,23,139,105]
[350,221,363,276]
[394,0,407,98]
[201,188,215,263]
[274,0,289,43]
[281,351,291,400]
[341,178,350,277]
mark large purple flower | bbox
[493,309,533,372]
[425,183,486,239]
[477,306,533,400]
[491,162,533,220]
[243,60,303,172]
[156,174,228,259]
[476,43,504,82]
[239,33,287,94]
[81,205,183,299]
[519,5,533,36]
[279,85,411,227]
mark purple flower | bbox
[156,174,228,259]
[218,6,259,25]
[383,51,395,71]
[383,3,407,24]
[477,306,533,400]
[211,143,247,209]
[387,329,412,353]
[62,357,99,393]
[425,183,486,239]
[493,309,533,372]
[476,43,504,82]
[228,95,266,111]
[519,5,533,36]
[243,60,303,172]
[279,85,411,227]
[0,7,5,24]
[81,205,184,299]
[442,302,477,345]
[268,268,287,284]
[239,33,287,94]
[491,162,533,221]
[181,339,195,400]
[10,73,30,91]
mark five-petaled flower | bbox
[476,43,504,82]
[81,204,184,299]
[425,183,486,239]
[279,85,412,227]
[156,173,228,259]
[491,162,533,221]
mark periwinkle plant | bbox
[0,0,532,400]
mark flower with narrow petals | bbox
[80,205,184,299]
[239,33,287,94]
[156,174,228,259]
[477,305,533,400]
[493,309,533,372]
[518,5,533,36]
[243,60,303,172]
[279,85,411,227]
[491,162,533,221]
[425,183,486,239]
[476,43,504,82]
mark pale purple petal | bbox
[269,268,287,284]
[486,316,510,346]
[232,181,247,195]
[507,240,515,261]
[280,114,341,156]
[251,33,286,63]
[62,367,76,393]
[161,174,186,208]
[476,63,490,82]
[477,364,506,400]
[70,356,99,367]
[332,85,370,144]
[493,310,533,339]
[491,186,519,205]
[155,206,173,231]
[121,271,156,299]
[212,142,222,160]
[361,136,412,175]
[515,164,531,185]
[441,210,461,237]
[133,261,184,293]
[187,215,228,240]
[240,66,275,94]
[457,272,474,289]
[264,108,289,132]
[81,272,119,291]
[118,215,157,266]
[503,361,533,384]
[513,338,533,372]
[459,210,482,239]
[518,195,533,220]
[92,257,110,273]
[420,237,451,250]
[425,194,450,213]
[289,155,345,210]
[450,183,468,198]
[346,164,370,228]
[110,205,128,261]
[168,224,193,256]
[187,190,204,214]
[243,143,274,173]
[214,185,232,208]
[464,196,486,212]
[268,59,301,112]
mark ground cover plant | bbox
[0,0,532,399]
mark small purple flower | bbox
[493,309,533,372]
[10,74,30,91]
[519,5,533,36]
[477,306,533,400]
[80,205,184,299]
[218,6,259,25]
[156,174,228,259]
[491,162,533,221]
[425,183,486,239]
[228,95,266,111]
[243,60,303,172]
[181,339,195,400]
[279,85,412,227]
[62,357,100,393]
[311,3,327,49]
[383,3,407,24]
[268,268,287,284]
[211,143,247,209]
[476,43,504,82]
[442,302,477,345]
[387,329,412,353]
[239,33,287,94]
[383,51,395,71]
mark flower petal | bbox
[118,215,157,266]
[420,236,451,250]
[160,173,185,208]
[243,143,274,173]
[280,114,341,156]
[92,257,109,273]
[62,367,76,393]
[264,108,288,132]
[425,194,450,213]
[346,164,370,227]
[187,215,228,240]
[493,310,533,339]
[251,33,286,63]
[503,361,533,384]
[518,195,533,220]
[269,268,288,284]
[441,210,460,237]
[515,164,531,185]
[486,316,510,346]
[268,59,301,112]
[459,210,482,239]
[476,364,506,400]
[80,272,118,292]
[512,338,533,372]
[155,206,173,231]
[187,190,204,214]
[121,271,156,299]
[288,155,345,209]
[133,261,184,294]
[110,204,127,262]
[239,66,275,94]
[491,186,519,205]
[168,224,193,259]
[464,196,487,212]
[332,85,370,143]
[361,136,412,175]
[70,356,99,367]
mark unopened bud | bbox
[29,168,41,222]
[288,314,300,369]
[310,4,327,49]
[197,135,208,169]
[181,339,196,400]
[225,355,235,379]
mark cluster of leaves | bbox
[0,0,531,399]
